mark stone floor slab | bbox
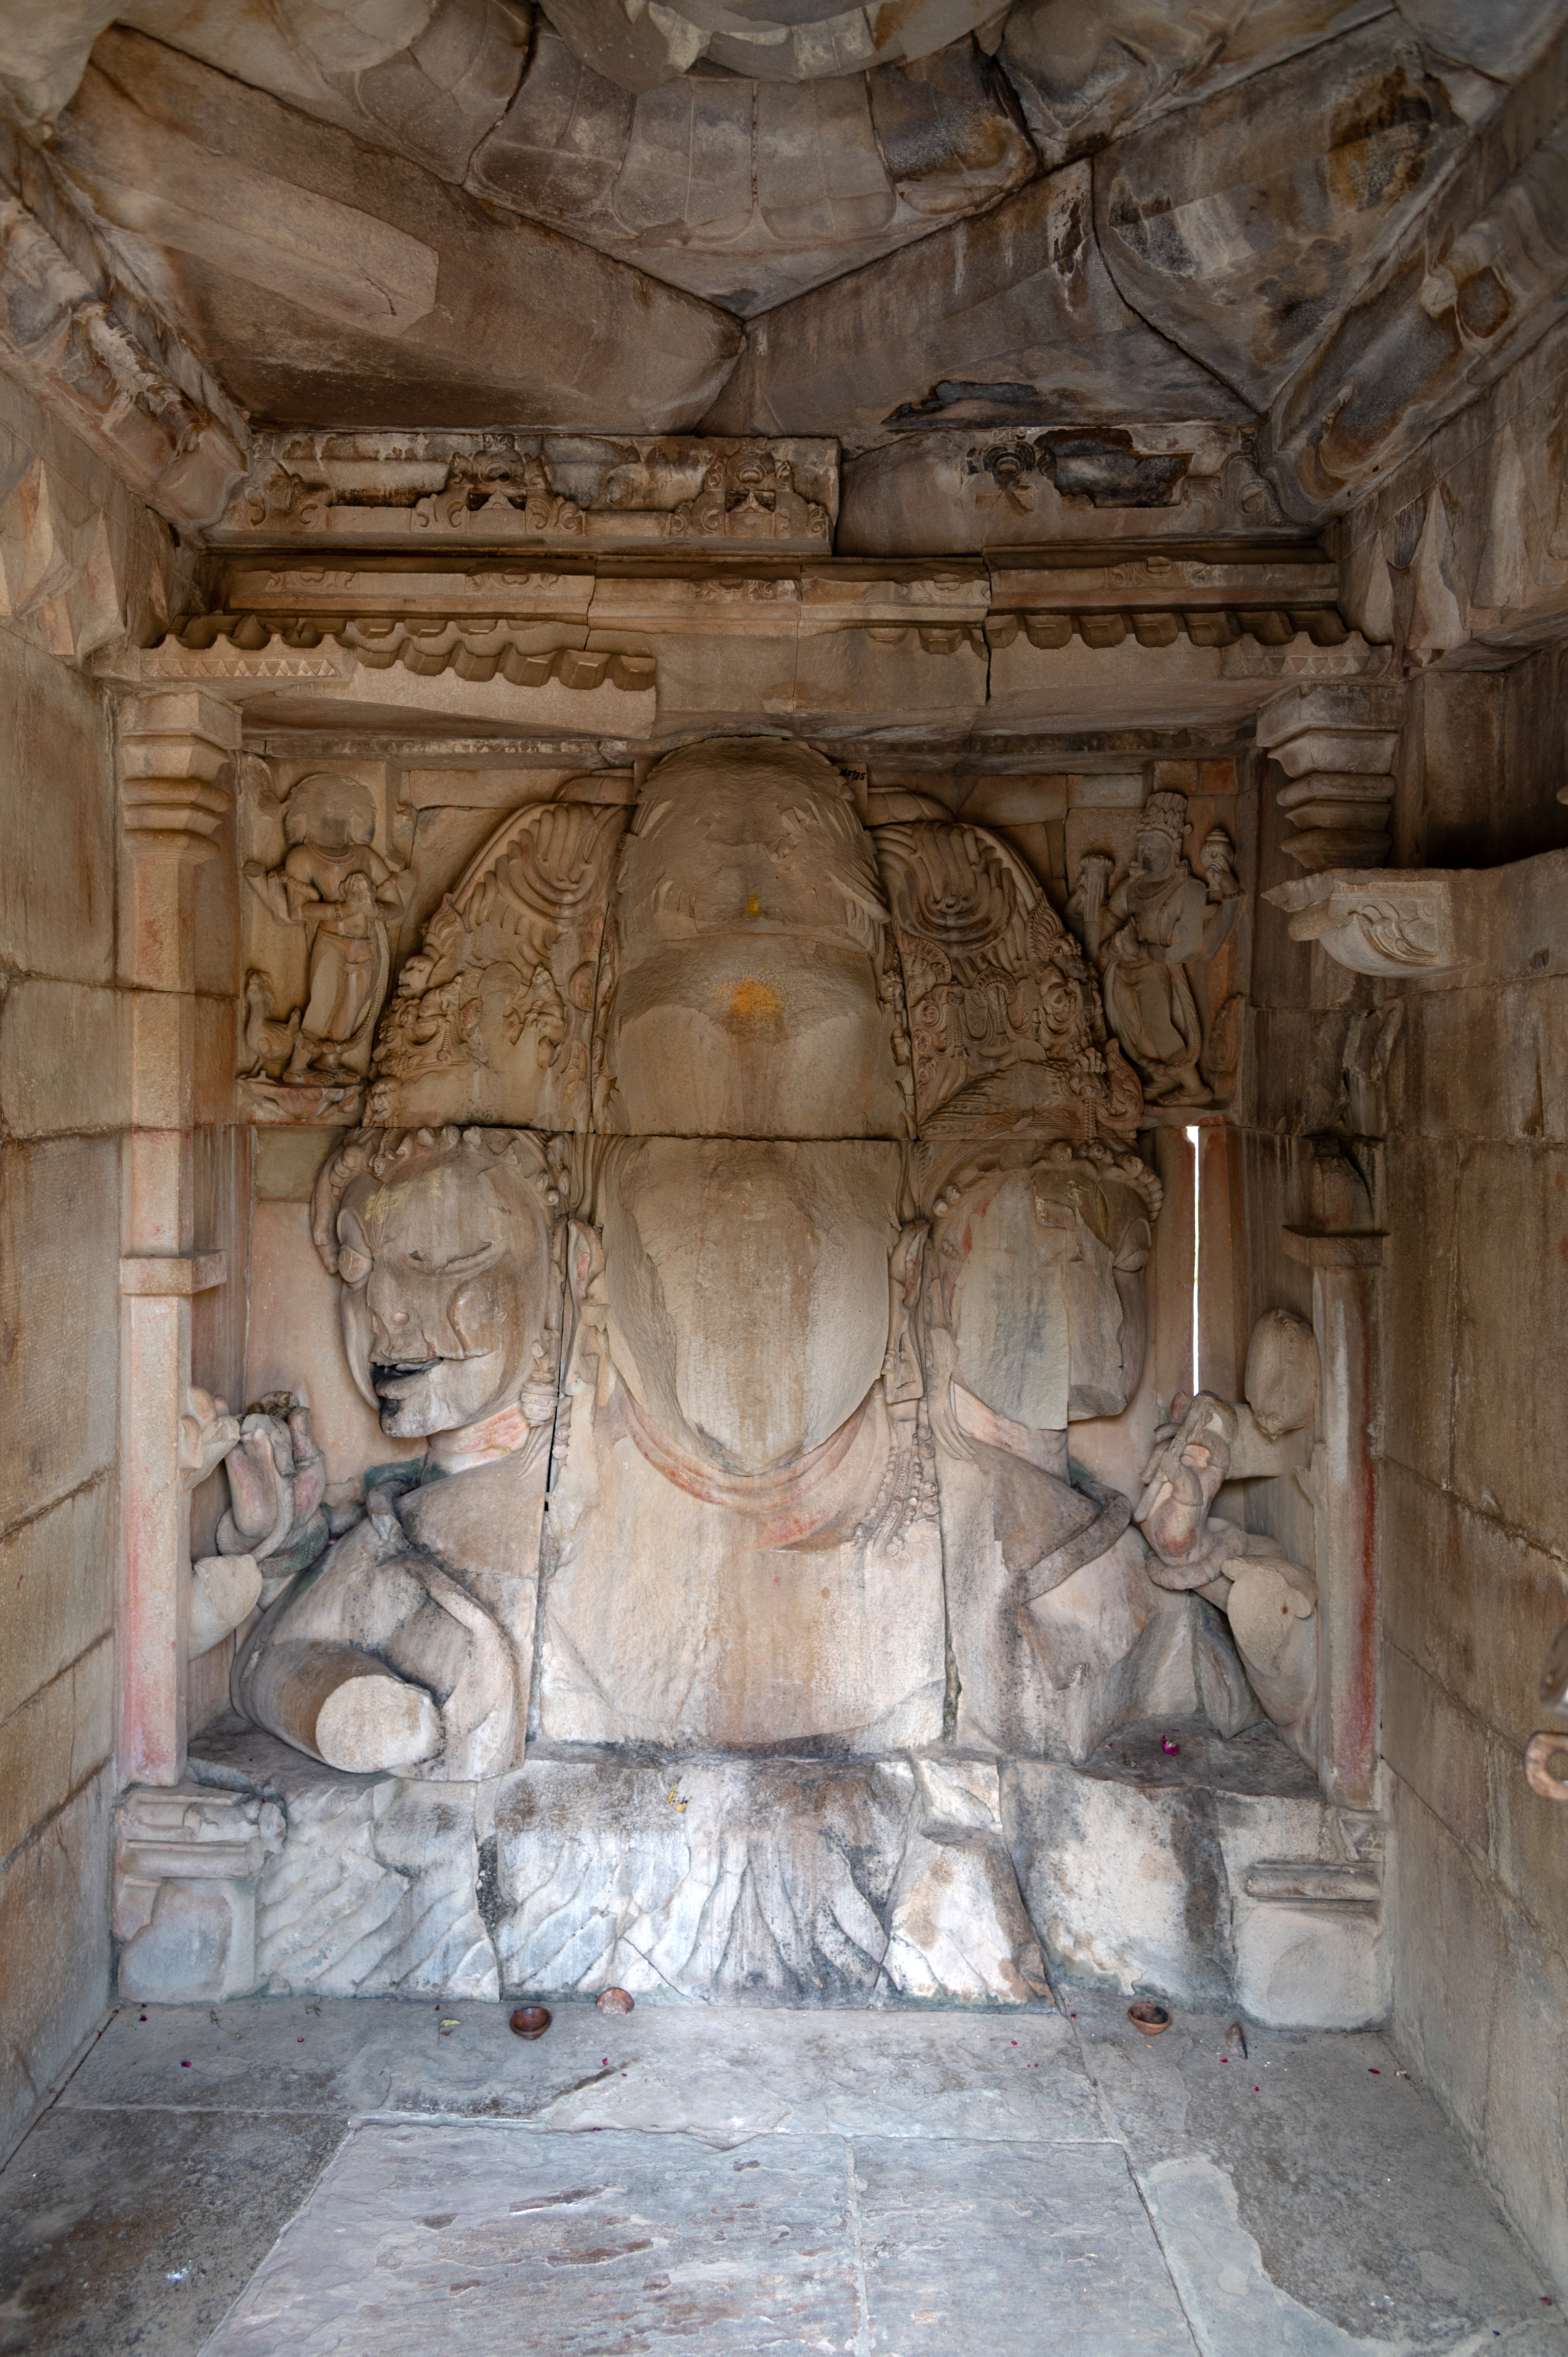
[203,2123,863,2355]
[1067,1995,1568,2352]
[0,2103,346,2357]
[62,1995,1099,2145]
[855,2135,1198,2355]
[200,2123,1198,2357]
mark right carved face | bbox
[335,1151,551,1438]
[938,1161,1152,1430]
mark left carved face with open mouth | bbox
[335,1153,546,1439]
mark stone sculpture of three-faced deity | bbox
[233,740,1263,1780]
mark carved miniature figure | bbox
[232,1127,566,1779]
[1134,1391,1318,1759]
[1068,789,1241,1105]
[243,771,410,1102]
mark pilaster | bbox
[115,690,239,1786]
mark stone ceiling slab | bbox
[469,28,1036,312]
[1265,38,1568,516]
[1094,16,1476,412]
[997,0,1385,170]
[704,163,1252,441]
[50,28,740,428]
[116,0,533,180]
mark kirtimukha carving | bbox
[876,822,1141,1142]
[241,772,411,1122]
[1135,1393,1318,1761]
[233,1128,566,1780]
[1068,788,1242,1106]
[593,737,914,1139]
[367,794,626,1132]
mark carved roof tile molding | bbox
[0,125,249,532]
[219,433,838,552]
[1256,683,1407,874]
[1264,30,1568,522]
[97,611,659,739]
[1267,845,1568,987]
[99,549,1387,744]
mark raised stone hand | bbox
[190,1393,333,1660]
[177,1387,241,1492]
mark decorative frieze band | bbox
[220,431,838,552]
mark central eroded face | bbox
[600,736,910,1139]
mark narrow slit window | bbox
[1185,1125,1201,1398]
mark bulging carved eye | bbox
[338,1243,372,1287]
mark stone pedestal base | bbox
[1008,1720,1388,2029]
[114,1715,1385,2026]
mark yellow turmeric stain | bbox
[746,892,761,916]
[727,975,783,1036]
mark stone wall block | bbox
[1382,1464,1568,1753]
[1488,1729,1568,1954]
[1381,1139,1457,1490]
[0,627,114,984]
[1452,1142,1568,1559]
[1384,1644,1491,1862]
[0,1636,112,1864]
[0,978,133,1138]
[0,1770,111,2161]
[193,995,237,1130]
[1387,989,1505,1144]
[1389,1780,1568,2289]
[0,1480,113,1726]
[0,1133,119,1529]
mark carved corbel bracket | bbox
[1264,869,1457,978]
[1257,682,1407,873]
[117,688,242,864]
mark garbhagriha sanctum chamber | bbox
[3,2,1568,2349]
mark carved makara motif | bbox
[1066,787,1241,1107]
[218,434,838,550]
[876,821,1142,1143]
[367,795,627,1131]
[1265,870,1458,976]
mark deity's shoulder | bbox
[396,1443,549,1592]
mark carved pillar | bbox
[1257,683,1407,874]
[1284,1226,1384,1808]
[116,691,239,1785]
